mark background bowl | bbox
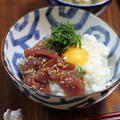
[49,0,112,15]
[1,6,120,110]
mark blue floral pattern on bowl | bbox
[1,6,120,110]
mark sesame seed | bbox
[68,78,72,80]
[40,87,43,90]
[31,85,36,89]
[34,61,36,65]
[34,47,40,50]
[32,71,36,77]
[72,86,75,89]
[61,72,64,75]
[43,59,47,62]
[58,63,62,66]
[40,72,44,76]
[65,78,69,81]
[24,69,33,74]
[60,81,64,84]
[53,70,56,72]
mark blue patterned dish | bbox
[48,0,112,15]
[1,6,120,110]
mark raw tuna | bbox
[49,69,84,97]
[43,57,74,70]
[24,46,59,58]
[19,57,48,71]
[23,68,50,94]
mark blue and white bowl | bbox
[1,6,120,110]
[55,0,112,15]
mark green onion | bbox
[45,22,81,55]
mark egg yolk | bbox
[62,46,88,66]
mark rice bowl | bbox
[2,6,120,109]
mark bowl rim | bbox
[1,5,120,99]
[56,0,112,7]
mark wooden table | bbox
[0,0,120,120]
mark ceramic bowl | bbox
[55,0,112,15]
[1,6,120,110]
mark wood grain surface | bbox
[0,0,120,120]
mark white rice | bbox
[82,34,112,94]
[50,81,65,96]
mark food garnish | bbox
[45,22,81,55]
[74,64,87,77]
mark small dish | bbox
[48,0,112,15]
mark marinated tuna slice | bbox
[19,56,48,71]
[24,46,59,58]
[43,58,75,70]
[23,68,50,94]
[34,82,50,94]
[23,69,36,87]
[49,70,84,97]
[33,69,50,83]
